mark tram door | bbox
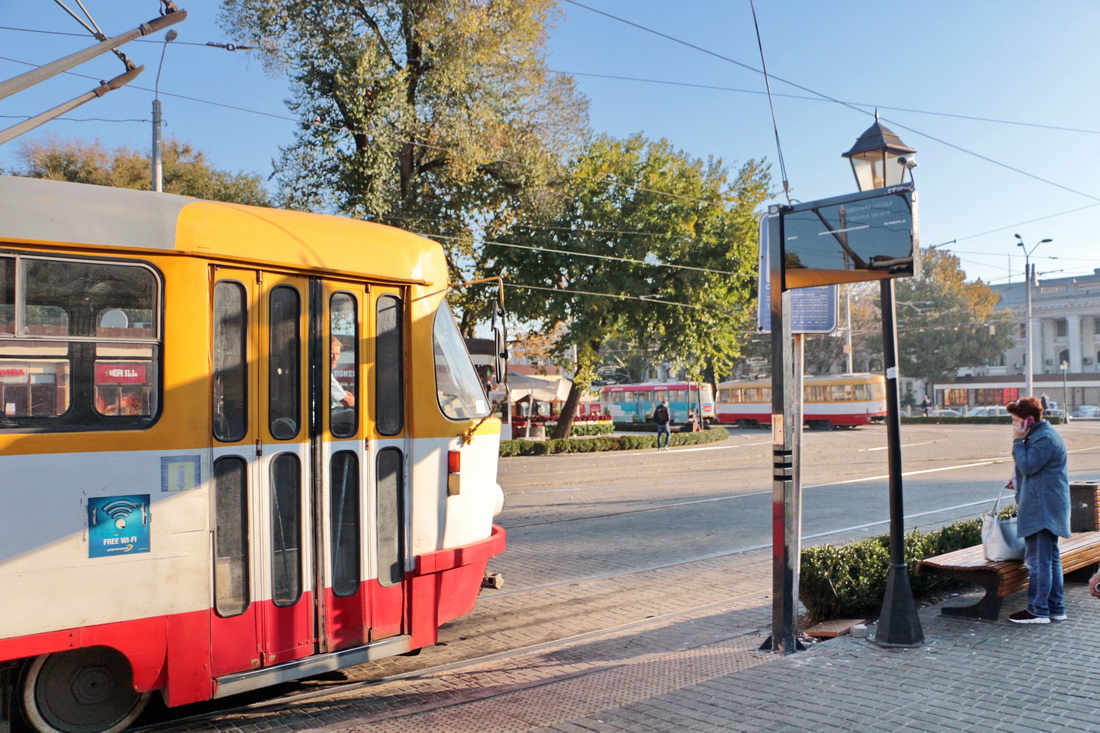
[208,269,323,675]
[322,284,409,648]
[209,272,410,676]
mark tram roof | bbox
[0,175,444,285]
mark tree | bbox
[219,0,588,302]
[867,248,1014,390]
[8,136,272,205]
[493,134,769,437]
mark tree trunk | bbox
[551,381,581,439]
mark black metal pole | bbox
[875,278,924,647]
[762,211,800,655]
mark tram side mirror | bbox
[491,307,508,387]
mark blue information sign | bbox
[757,214,838,334]
[88,494,151,558]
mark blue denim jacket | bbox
[1013,419,1070,539]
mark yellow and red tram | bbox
[0,176,505,732]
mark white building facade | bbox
[934,268,1100,413]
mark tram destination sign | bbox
[757,214,838,335]
[774,184,919,290]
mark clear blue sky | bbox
[3,1,1098,287]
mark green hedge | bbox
[500,427,728,456]
[799,507,1016,622]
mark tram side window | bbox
[376,295,404,435]
[376,447,405,587]
[270,453,302,607]
[269,286,301,440]
[432,301,489,420]
[1,255,159,426]
[213,282,247,442]
[330,292,358,439]
[214,456,250,617]
[330,451,361,597]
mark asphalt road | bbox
[494,421,1100,592]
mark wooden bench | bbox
[918,530,1100,620]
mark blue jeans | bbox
[1024,529,1064,617]
[656,424,670,448]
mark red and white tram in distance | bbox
[0,176,506,732]
[716,373,887,429]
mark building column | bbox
[1068,315,1083,372]
[1036,318,1049,374]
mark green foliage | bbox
[9,137,271,205]
[500,427,727,456]
[495,134,769,394]
[800,516,987,623]
[220,0,588,308]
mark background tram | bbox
[716,373,887,429]
[599,382,715,424]
[0,176,506,733]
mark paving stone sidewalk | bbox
[318,582,1100,733]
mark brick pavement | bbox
[176,580,1100,733]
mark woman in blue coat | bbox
[1006,396,1070,624]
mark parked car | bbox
[1075,405,1099,418]
[966,406,1009,417]
[933,409,963,417]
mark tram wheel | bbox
[20,647,151,733]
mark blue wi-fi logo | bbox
[94,499,148,530]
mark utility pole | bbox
[152,30,177,192]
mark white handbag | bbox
[981,488,1024,561]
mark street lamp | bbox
[843,117,923,647]
[1015,234,1052,399]
[841,113,917,191]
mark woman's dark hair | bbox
[1006,396,1043,422]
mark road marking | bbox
[861,440,937,452]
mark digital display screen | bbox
[780,186,917,289]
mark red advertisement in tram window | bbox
[96,363,147,384]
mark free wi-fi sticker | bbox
[87,495,150,558]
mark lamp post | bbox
[1015,234,1052,398]
[842,117,923,647]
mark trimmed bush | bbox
[499,427,728,456]
[799,513,993,623]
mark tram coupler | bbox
[481,572,504,590]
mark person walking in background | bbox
[920,395,932,416]
[1005,396,1070,624]
[654,400,671,451]
[1040,393,1049,411]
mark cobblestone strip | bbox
[160,587,778,733]
[321,634,776,733]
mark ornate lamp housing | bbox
[841,115,916,191]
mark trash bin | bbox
[1070,481,1100,532]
